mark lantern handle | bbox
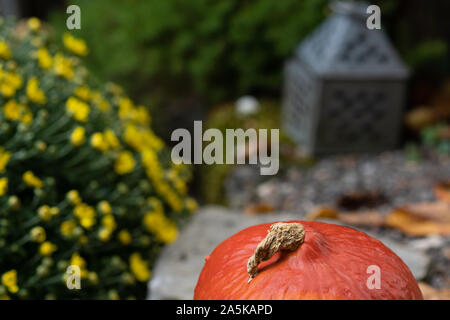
[330,0,369,21]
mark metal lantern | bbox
[282,1,409,154]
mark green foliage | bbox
[50,0,327,106]
[0,17,196,299]
[406,40,448,73]
[199,100,297,204]
[421,123,450,155]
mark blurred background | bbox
[0,0,449,299]
[17,0,449,201]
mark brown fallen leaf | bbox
[306,206,385,228]
[418,282,450,300]
[385,203,450,236]
[434,181,450,203]
[244,203,274,215]
[397,202,450,223]
[405,106,437,131]
[305,206,338,221]
[339,211,385,227]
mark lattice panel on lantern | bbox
[315,81,405,153]
[282,60,317,148]
[295,11,408,80]
[302,17,337,62]
[339,32,390,65]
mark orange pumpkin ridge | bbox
[194,221,423,300]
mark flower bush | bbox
[0,17,196,299]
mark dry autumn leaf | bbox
[398,202,450,223]
[339,211,385,227]
[306,206,385,228]
[386,202,450,236]
[305,206,338,221]
[244,203,274,215]
[405,106,436,131]
[419,282,450,300]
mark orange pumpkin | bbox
[194,221,423,300]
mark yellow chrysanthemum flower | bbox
[37,48,52,70]
[143,210,178,244]
[0,70,23,97]
[98,200,112,215]
[1,270,18,294]
[22,170,43,188]
[66,190,81,205]
[26,77,46,103]
[0,147,11,173]
[0,177,8,196]
[74,86,91,100]
[38,205,51,221]
[20,110,33,125]
[37,205,59,221]
[104,129,120,149]
[2,100,32,124]
[90,132,108,151]
[66,97,90,122]
[98,227,111,242]
[129,253,151,282]
[30,226,46,243]
[7,195,19,210]
[70,126,86,146]
[73,203,96,229]
[39,241,57,256]
[53,53,74,79]
[123,124,164,152]
[114,151,135,175]
[91,91,110,111]
[63,33,88,56]
[118,230,132,245]
[101,214,116,231]
[185,197,198,212]
[0,41,11,60]
[87,272,98,284]
[70,252,86,268]
[70,253,88,278]
[60,220,76,237]
[28,17,41,31]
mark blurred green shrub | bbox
[0,17,196,299]
[50,0,327,107]
[421,123,450,155]
[406,40,448,76]
[199,100,306,204]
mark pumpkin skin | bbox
[194,221,423,300]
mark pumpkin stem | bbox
[247,222,305,282]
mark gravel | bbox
[225,150,450,215]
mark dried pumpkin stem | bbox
[247,222,305,282]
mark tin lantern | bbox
[282,1,409,154]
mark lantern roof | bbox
[295,1,409,80]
